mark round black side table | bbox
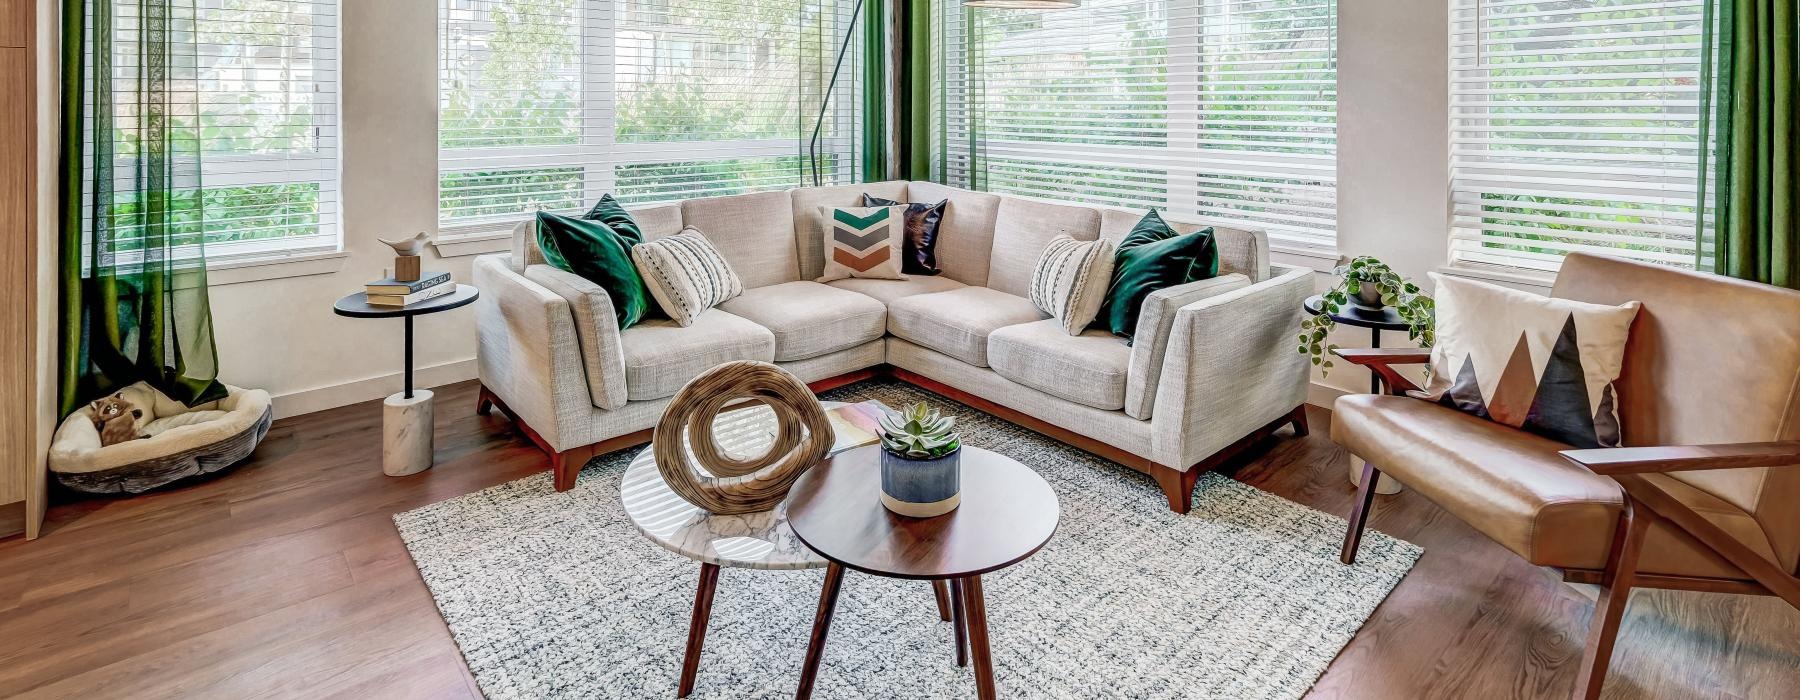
[333,284,479,476]
[1303,293,1409,494]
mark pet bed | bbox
[49,382,274,494]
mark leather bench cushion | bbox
[825,275,966,306]
[1331,394,1778,578]
[718,281,887,362]
[619,309,775,401]
[988,320,1131,411]
[886,286,1045,367]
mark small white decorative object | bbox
[378,231,430,256]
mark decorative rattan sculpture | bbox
[653,361,833,514]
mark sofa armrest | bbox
[1122,273,1253,420]
[473,254,599,451]
[1149,264,1313,468]
[522,264,629,410]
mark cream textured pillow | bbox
[631,227,745,327]
[1028,235,1116,335]
[1413,273,1640,448]
[817,205,909,282]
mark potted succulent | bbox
[1299,256,1435,376]
[877,401,963,518]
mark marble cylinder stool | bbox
[384,390,434,476]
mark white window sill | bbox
[1435,262,1556,293]
[1269,244,1341,272]
[207,250,350,286]
[431,231,513,258]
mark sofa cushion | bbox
[887,286,1044,367]
[619,309,775,401]
[1099,207,1268,283]
[987,196,1101,297]
[825,275,966,306]
[680,191,800,288]
[509,201,684,272]
[989,320,1131,411]
[793,181,910,280]
[909,182,1001,286]
[718,281,887,361]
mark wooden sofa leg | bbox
[1287,405,1309,437]
[552,445,597,492]
[1574,499,1651,700]
[1340,460,1381,564]
[1151,464,1200,514]
[476,386,496,416]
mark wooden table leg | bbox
[931,579,952,621]
[950,578,968,668]
[678,563,721,698]
[795,562,847,700]
[962,575,995,699]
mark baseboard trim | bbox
[271,357,478,419]
[1307,381,1350,410]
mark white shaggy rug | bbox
[395,381,1421,699]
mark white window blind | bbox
[1450,0,1708,273]
[934,0,1337,252]
[439,0,864,234]
[196,0,340,257]
[85,0,340,260]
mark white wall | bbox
[208,0,481,417]
[204,0,1484,416]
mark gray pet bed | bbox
[49,382,274,494]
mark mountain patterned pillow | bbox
[1029,235,1116,336]
[817,206,910,282]
[1412,273,1640,448]
[861,193,948,275]
[630,227,745,327]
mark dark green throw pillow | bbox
[536,207,652,329]
[582,193,644,240]
[1100,210,1218,341]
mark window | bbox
[934,0,1338,253]
[86,0,341,261]
[1450,0,1708,273]
[439,0,865,235]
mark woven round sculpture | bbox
[653,361,834,515]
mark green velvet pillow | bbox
[1100,210,1218,341]
[536,206,652,329]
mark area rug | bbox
[395,380,1421,699]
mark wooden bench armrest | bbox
[1329,348,1432,395]
[1560,441,1800,476]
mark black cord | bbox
[810,0,865,187]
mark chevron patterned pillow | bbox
[1412,273,1640,448]
[817,206,910,282]
[1029,235,1116,336]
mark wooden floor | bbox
[1,380,1795,699]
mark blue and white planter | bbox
[879,447,962,518]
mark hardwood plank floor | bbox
[1,379,1794,698]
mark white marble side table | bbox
[332,284,479,477]
[621,401,955,698]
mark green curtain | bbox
[861,0,889,181]
[901,0,932,180]
[58,0,227,416]
[1703,0,1799,287]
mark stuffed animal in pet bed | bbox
[87,393,147,447]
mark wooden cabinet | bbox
[0,0,25,49]
[0,0,41,539]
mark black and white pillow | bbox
[1029,235,1115,335]
[630,227,744,327]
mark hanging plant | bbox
[1299,256,1436,376]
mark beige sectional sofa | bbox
[472,181,1314,512]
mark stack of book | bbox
[366,270,453,307]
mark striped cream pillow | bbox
[631,227,745,327]
[1029,235,1116,335]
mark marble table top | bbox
[621,402,857,570]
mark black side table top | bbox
[1303,294,1410,332]
[333,284,480,318]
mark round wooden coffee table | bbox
[785,445,1060,700]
